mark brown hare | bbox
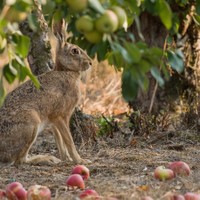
[0,20,92,165]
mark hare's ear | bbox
[52,18,67,47]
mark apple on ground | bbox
[79,189,99,199]
[95,10,119,33]
[168,161,190,177]
[66,174,85,189]
[66,0,88,12]
[71,165,90,180]
[5,182,27,200]
[110,6,127,29]
[0,189,6,199]
[75,15,94,33]
[184,192,200,200]
[154,166,175,181]
[27,185,51,200]
[84,30,103,43]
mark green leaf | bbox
[111,43,132,63]
[193,14,200,26]
[23,67,40,89]
[13,34,30,58]
[150,67,164,87]
[122,69,139,101]
[167,50,184,73]
[196,1,200,15]
[3,64,16,84]
[124,42,141,63]
[158,0,172,29]
[0,79,6,107]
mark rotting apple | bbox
[5,182,27,200]
[184,192,200,200]
[95,10,119,33]
[66,174,85,189]
[66,0,88,12]
[110,6,127,29]
[27,185,51,200]
[75,15,94,33]
[154,166,175,181]
[79,189,99,199]
[168,161,190,177]
[84,30,103,43]
[71,165,90,180]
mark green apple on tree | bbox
[84,30,103,43]
[110,6,127,29]
[75,15,94,33]
[95,10,119,33]
[66,0,88,12]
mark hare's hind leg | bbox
[13,112,60,165]
[52,117,91,164]
[51,125,72,161]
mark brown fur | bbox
[0,21,92,165]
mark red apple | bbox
[79,189,99,199]
[5,182,27,200]
[154,166,175,181]
[66,174,85,189]
[168,161,190,177]
[0,190,6,199]
[27,185,51,200]
[71,165,90,180]
[184,192,200,200]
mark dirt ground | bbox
[0,125,200,200]
[1,63,200,200]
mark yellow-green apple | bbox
[66,174,85,189]
[110,6,127,29]
[75,15,94,33]
[27,185,51,200]
[5,182,27,200]
[84,30,103,43]
[95,10,119,33]
[168,161,190,177]
[154,166,175,181]
[66,0,88,12]
[79,189,99,199]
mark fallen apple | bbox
[79,189,99,199]
[95,10,119,33]
[110,6,127,29]
[0,189,6,199]
[71,165,90,180]
[168,161,190,177]
[75,15,94,33]
[5,182,27,200]
[27,185,51,200]
[84,30,103,43]
[184,192,200,200]
[66,174,85,189]
[66,0,88,12]
[154,166,175,181]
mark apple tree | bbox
[0,0,200,114]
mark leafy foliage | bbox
[0,0,199,104]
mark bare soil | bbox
[0,125,200,200]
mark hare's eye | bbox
[71,48,79,55]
